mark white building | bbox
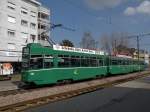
[38,6,50,47]
[0,0,50,72]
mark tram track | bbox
[0,71,149,112]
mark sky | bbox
[39,0,150,52]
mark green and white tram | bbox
[21,43,145,85]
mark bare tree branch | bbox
[80,32,97,49]
[100,32,130,55]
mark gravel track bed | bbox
[0,71,149,108]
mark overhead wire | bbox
[62,0,127,33]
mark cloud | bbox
[137,0,150,14]
[84,0,123,10]
[124,7,136,16]
[124,0,150,16]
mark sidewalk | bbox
[0,81,18,92]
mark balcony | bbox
[39,6,50,15]
[26,0,41,6]
[38,18,50,24]
[38,30,49,35]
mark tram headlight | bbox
[30,72,35,76]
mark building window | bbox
[21,20,28,27]
[21,7,28,15]
[7,43,16,50]
[30,34,36,42]
[8,29,15,37]
[8,16,16,23]
[7,2,16,10]
[30,23,36,29]
[31,11,36,17]
[21,32,28,38]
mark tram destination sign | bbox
[53,45,105,55]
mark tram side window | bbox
[127,60,129,65]
[22,61,29,70]
[99,59,104,66]
[81,57,90,67]
[118,60,122,65]
[123,60,129,65]
[89,57,98,67]
[130,61,133,65]
[71,56,76,67]
[125,61,128,65]
[58,55,70,67]
[135,61,138,65]
[128,60,131,65]
[112,60,118,65]
[122,60,126,65]
[22,56,29,70]
[71,56,80,67]
[140,61,144,65]
[30,55,43,69]
[44,55,54,68]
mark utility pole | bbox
[128,33,150,62]
[114,39,117,55]
[137,36,140,61]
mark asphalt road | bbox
[26,75,150,112]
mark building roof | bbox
[25,0,41,6]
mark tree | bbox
[100,33,111,54]
[80,32,97,49]
[100,32,130,54]
[59,39,74,47]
